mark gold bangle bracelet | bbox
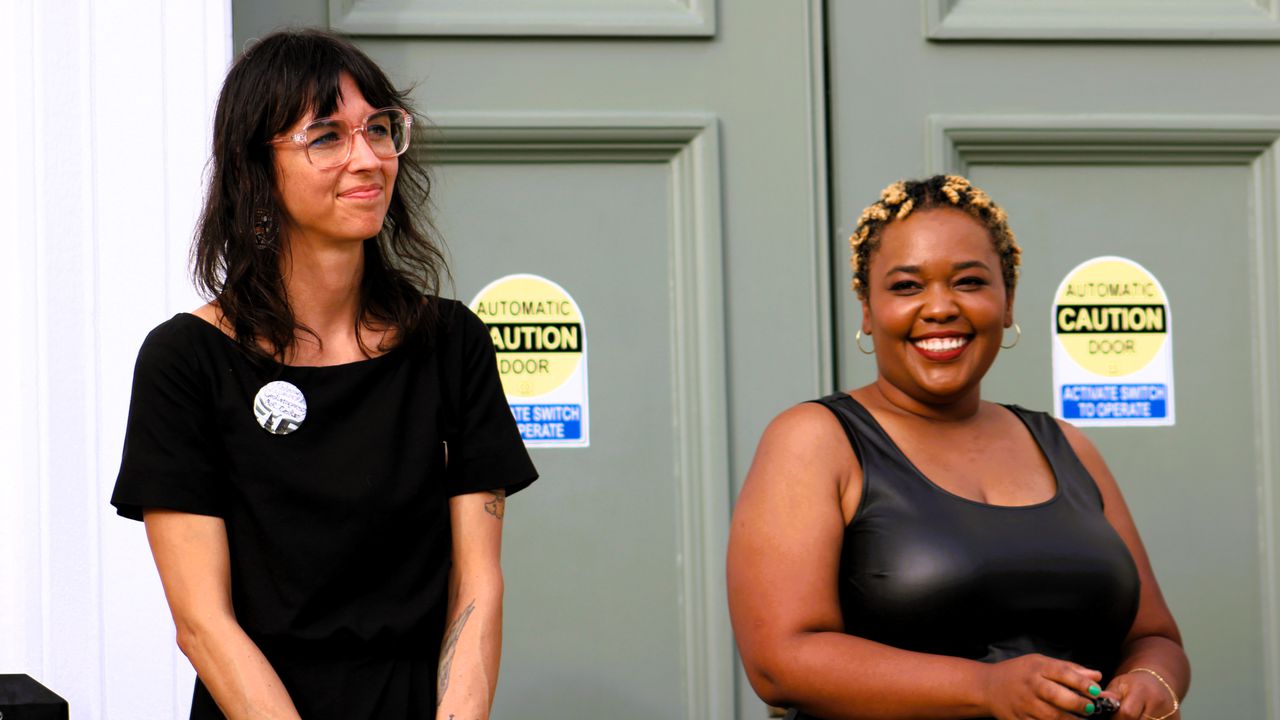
[1126,667,1179,720]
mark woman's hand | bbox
[1101,670,1179,720]
[981,654,1104,720]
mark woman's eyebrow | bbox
[883,260,992,278]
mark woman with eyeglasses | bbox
[111,30,536,720]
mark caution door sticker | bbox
[470,274,589,447]
[1051,256,1174,427]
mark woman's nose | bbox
[919,284,959,322]
[346,129,381,170]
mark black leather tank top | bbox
[788,394,1140,720]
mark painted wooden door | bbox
[233,2,827,718]
[829,2,1280,717]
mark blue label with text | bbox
[1061,384,1168,420]
[511,404,583,441]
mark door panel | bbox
[437,160,685,717]
[424,117,731,718]
[974,162,1264,719]
[232,4,828,718]
[830,2,1280,715]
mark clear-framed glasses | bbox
[269,107,412,169]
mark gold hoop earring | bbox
[1001,322,1021,349]
[856,329,875,355]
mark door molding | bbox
[332,0,715,37]
[924,0,1280,41]
[420,112,733,720]
[805,0,834,396]
[929,113,1280,718]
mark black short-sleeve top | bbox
[111,299,537,661]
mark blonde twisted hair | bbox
[849,175,1021,301]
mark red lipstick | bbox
[910,333,971,362]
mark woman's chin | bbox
[883,368,983,407]
[348,223,386,241]
[330,226,384,245]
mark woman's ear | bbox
[1004,288,1016,328]
[861,299,873,336]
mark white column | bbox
[0,0,231,717]
[0,0,45,689]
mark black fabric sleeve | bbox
[444,304,538,497]
[111,321,227,521]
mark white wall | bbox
[0,1,231,717]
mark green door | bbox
[828,3,1280,716]
[233,2,827,718]
[231,2,1271,717]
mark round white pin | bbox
[253,380,307,435]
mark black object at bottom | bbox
[0,675,69,720]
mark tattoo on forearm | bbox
[484,489,506,520]
[437,599,476,707]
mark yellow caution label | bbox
[1053,258,1168,377]
[470,275,585,398]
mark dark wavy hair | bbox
[193,28,446,363]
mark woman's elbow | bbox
[485,573,505,604]
[172,612,234,662]
[741,648,797,708]
[455,566,505,604]
[174,619,206,661]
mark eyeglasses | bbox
[269,107,412,169]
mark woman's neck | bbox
[279,235,370,363]
[865,376,984,424]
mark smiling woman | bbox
[109,29,536,720]
[187,31,446,366]
[269,86,406,256]
[727,175,1189,720]
[861,207,1013,409]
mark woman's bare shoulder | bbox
[758,400,851,462]
[1052,417,1103,463]
[190,303,234,339]
[744,398,862,516]
[1052,417,1126,496]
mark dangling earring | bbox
[253,208,278,249]
[856,329,875,355]
[1001,322,1021,349]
